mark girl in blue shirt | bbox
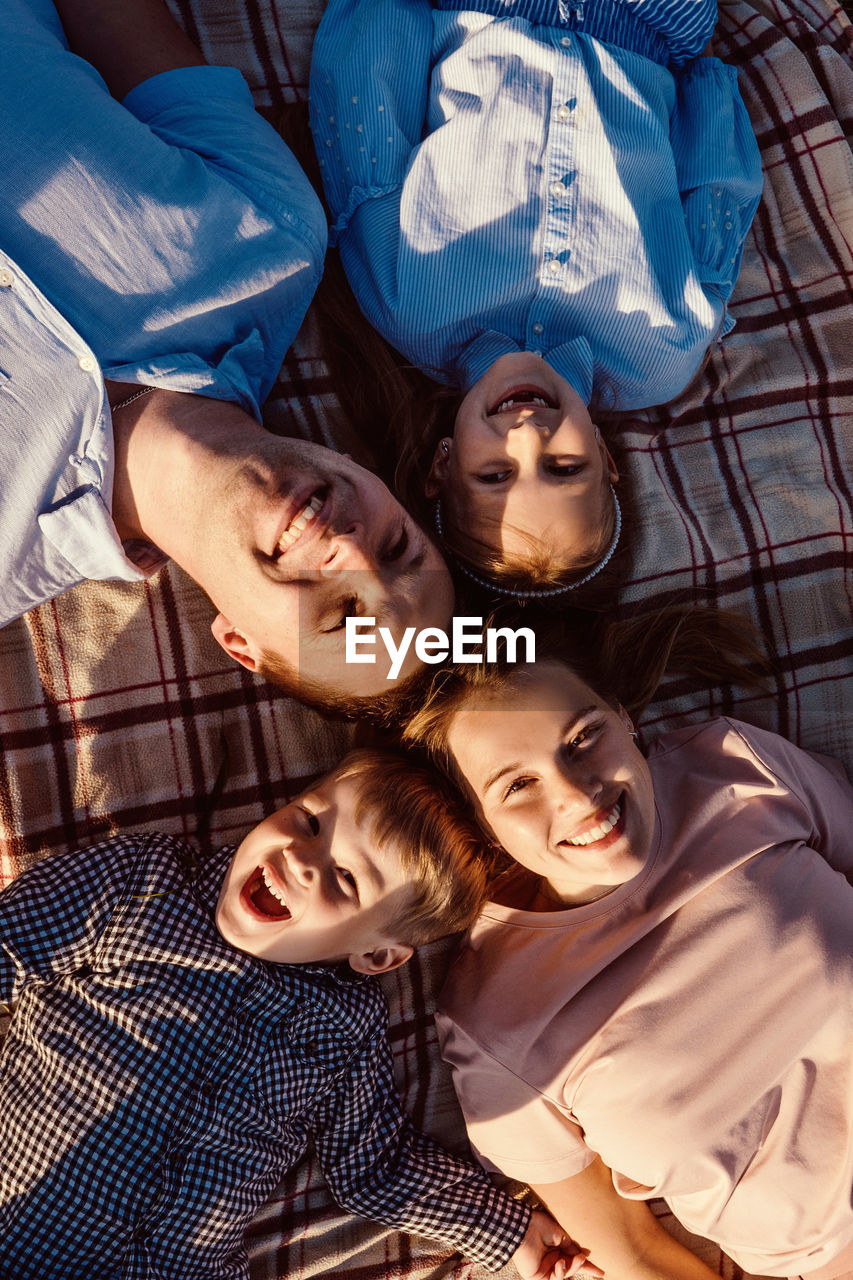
[309,0,762,600]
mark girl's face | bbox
[427,353,618,573]
[445,663,656,906]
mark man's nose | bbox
[321,524,375,571]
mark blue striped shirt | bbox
[0,835,528,1279]
[309,0,762,407]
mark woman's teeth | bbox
[278,493,323,551]
[569,799,622,846]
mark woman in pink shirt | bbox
[404,618,853,1280]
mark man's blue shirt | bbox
[0,0,326,624]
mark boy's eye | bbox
[303,809,320,836]
[476,470,511,485]
[325,597,358,633]
[337,867,358,895]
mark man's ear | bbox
[348,942,413,975]
[211,613,261,673]
[424,439,453,499]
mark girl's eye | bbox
[326,598,358,633]
[303,810,320,836]
[337,867,358,893]
[548,463,583,477]
[476,470,511,485]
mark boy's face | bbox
[215,773,414,972]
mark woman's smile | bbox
[446,662,656,907]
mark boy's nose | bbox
[286,841,320,885]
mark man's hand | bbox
[512,1208,605,1280]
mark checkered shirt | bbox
[0,834,528,1279]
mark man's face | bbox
[188,436,455,697]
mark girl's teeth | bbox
[496,395,549,412]
[569,799,622,847]
[277,493,323,551]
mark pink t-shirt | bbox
[437,718,853,1277]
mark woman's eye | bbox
[476,470,511,485]
[548,463,583,477]
[503,775,534,800]
[567,725,597,751]
[382,527,409,563]
[326,598,358,633]
[303,810,320,836]
[337,867,358,893]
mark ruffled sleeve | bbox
[670,58,763,322]
[309,0,434,239]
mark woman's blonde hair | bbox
[403,604,771,780]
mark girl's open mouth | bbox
[489,385,558,415]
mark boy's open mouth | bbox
[489,385,557,415]
[244,865,292,920]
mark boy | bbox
[0,750,580,1280]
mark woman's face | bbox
[428,353,618,573]
[446,663,656,906]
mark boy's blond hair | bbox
[330,748,490,945]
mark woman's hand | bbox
[512,1208,605,1280]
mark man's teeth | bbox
[261,865,288,907]
[278,493,323,550]
[568,799,622,847]
[496,394,550,413]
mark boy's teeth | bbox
[569,798,622,847]
[277,493,324,551]
[261,865,288,907]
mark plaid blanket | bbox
[0,0,850,1275]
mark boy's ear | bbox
[211,613,261,673]
[348,942,413,975]
[424,439,453,499]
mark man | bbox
[1,0,454,708]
